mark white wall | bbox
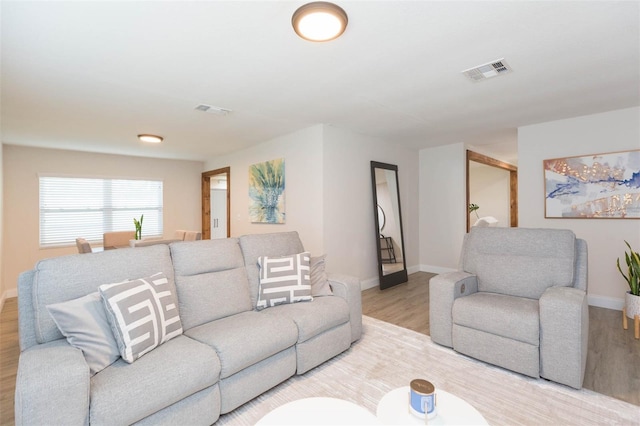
[205,124,420,288]
[419,143,467,272]
[469,163,510,227]
[0,144,5,308]
[519,107,640,309]
[322,125,419,288]
[205,125,325,256]
[2,145,204,296]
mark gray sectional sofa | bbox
[15,231,362,425]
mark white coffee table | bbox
[377,387,488,425]
[256,397,380,425]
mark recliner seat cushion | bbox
[453,292,540,346]
[184,311,298,378]
[260,296,350,342]
[89,335,220,425]
[462,227,576,299]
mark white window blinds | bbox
[39,176,163,246]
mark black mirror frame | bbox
[371,161,408,289]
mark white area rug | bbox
[217,316,640,425]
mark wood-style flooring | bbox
[1,272,638,425]
[363,272,640,407]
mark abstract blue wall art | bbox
[544,150,640,218]
[249,158,285,223]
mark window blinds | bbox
[39,176,163,247]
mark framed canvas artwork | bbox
[544,149,640,218]
[249,158,285,223]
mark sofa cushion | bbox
[89,335,220,425]
[171,239,252,329]
[32,245,176,344]
[46,292,119,375]
[260,296,349,343]
[453,292,540,346]
[256,252,313,310]
[462,227,576,299]
[239,232,305,308]
[185,311,298,379]
[99,272,183,363]
[170,239,244,277]
[310,255,333,296]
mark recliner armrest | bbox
[539,286,589,389]
[327,273,362,343]
[15,340,90,425]
[429,272,478,348]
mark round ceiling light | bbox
[138,134,163,143]
[292,2,348,42]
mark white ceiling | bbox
[2,1,639,165]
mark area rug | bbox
[217,316,639,425]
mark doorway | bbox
[202,167,230,239]
[466,151,518,232]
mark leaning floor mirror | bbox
[371,161,408,289]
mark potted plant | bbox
[616,240,640,338]
[134,214,144,240]
[468,203,480,219]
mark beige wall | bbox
[205,125,325,256]
[2,145,204,296]
[205,124,421,287]
[519,107,640,309]
[0,145,4,306]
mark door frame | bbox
[202,167,230,239]
[466,150,518,232]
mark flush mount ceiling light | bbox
[292,2,348,42]
[138,134,163,143]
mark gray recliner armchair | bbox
[429,227,588,389]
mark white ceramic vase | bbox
[625,292,640,319]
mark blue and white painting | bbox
[249,158,285,223]
[544,150,640,218]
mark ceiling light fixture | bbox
[138,134,163,144]
[292,2,348,42]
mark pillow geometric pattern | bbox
[99,272,183,363]
[256,252,313,310]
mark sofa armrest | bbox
[429,272,478,348]
[327,273,362,343]
[539,286,589,389]
[15,340,90,425]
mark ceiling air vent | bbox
[462,59,512,82]
[195,104,232,115]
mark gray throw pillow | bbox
[310,255,333,296]
[47,292,120,375]
[256,251,313,310]
[99,272,183,363]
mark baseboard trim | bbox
[361,277,378,291]
[0,289,18,313]
[419,264,456,274]
[588,295,623,311]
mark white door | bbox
[210,189,227,239]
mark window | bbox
[39,176,163,247]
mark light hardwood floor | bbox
[1,273,638,425]
[363,272,640,407]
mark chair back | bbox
[461,227,580,299]
[174,230,187,240]
[103,231,136,250]
[184,231,202,241]
[75,238,92,254]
